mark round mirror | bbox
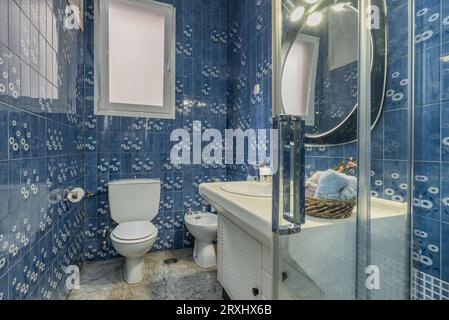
[281,0,386,145]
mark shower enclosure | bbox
[271,0,413,299]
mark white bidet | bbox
[184,212,218,269]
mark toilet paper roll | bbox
[67,188,85,203]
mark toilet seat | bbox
[111,221,158,243]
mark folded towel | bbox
[305,182,318,197]
[305,172,321,197]
[314,169,349,200]
[340,176,357,200]
[308,171,322,184]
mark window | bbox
[281,34,319,125]
[94,0,176,119]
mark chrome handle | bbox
[272,115,305,235]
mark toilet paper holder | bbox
[65,188,86,203]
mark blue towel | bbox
[314,169,349,200]
[340,176,357,200]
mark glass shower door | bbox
[365,0,412,300]
[272,0,412,300]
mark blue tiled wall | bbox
[412,0,449,290]
[81,0,230,260]
[226,0,272,181]
[0,0,84,300]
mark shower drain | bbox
[164,258,178,265]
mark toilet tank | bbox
[108,179,161,223]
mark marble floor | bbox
[69,248,222,300]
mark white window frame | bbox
[94,0,176,119]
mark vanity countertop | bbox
[200,182,408,248]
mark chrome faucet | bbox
[259,161,273,183]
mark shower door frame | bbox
[356,0,373,300]
[406,0,415,301]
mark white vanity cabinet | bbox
[217,215,273,300]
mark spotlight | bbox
[306,12,323,26]
[290,6,305,22]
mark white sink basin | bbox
[220,181,272,198]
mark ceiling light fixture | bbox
[290,6,305,22]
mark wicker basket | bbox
[305,197,355,219]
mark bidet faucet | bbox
[251,161,264,182]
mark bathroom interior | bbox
[0,0,448,301]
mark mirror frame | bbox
[280,0,387,146]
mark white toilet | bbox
[109,179,160,284]
[184,212,218,269]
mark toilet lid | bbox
[112,221,157,241]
